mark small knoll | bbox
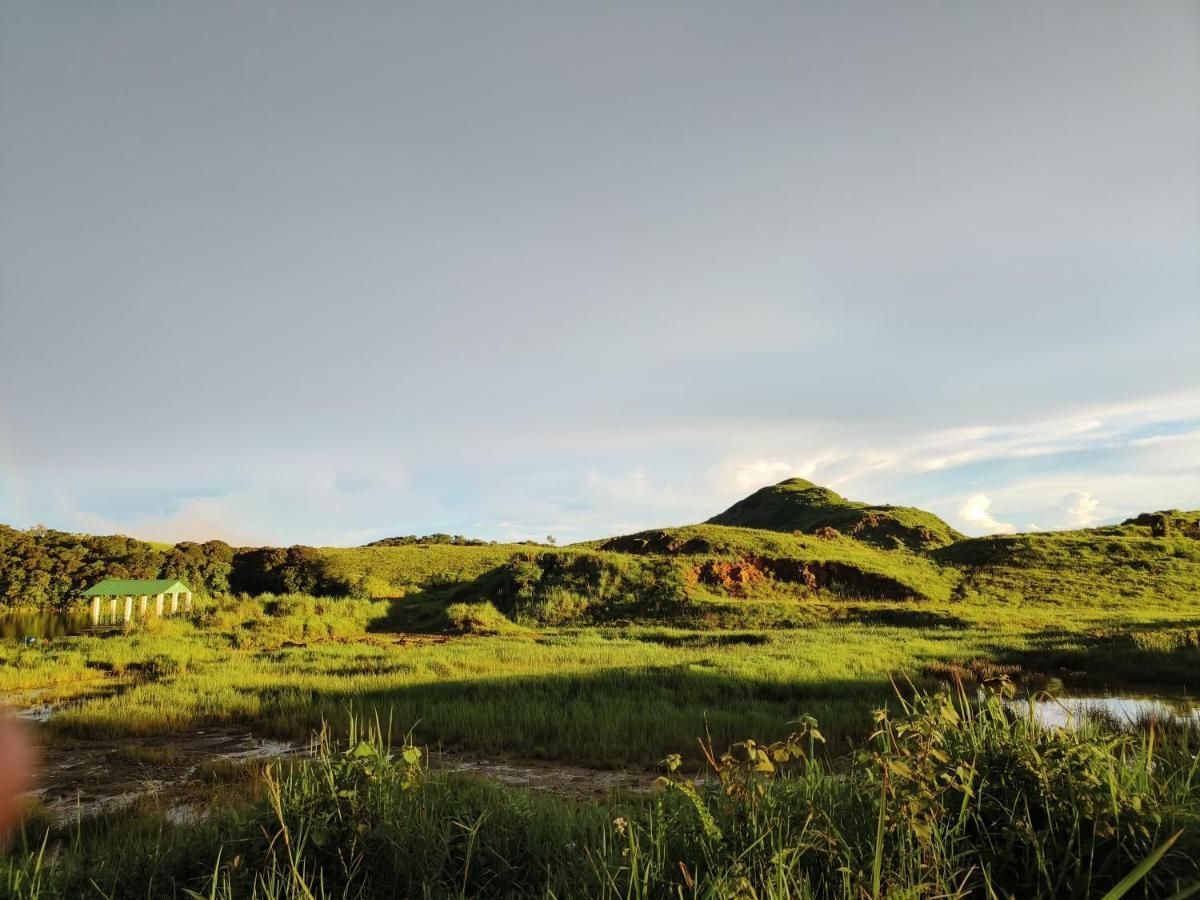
[707,479,962,552]
[1120,510,1200,539]
[595,524,957,603]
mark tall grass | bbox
[4,684,1197,898]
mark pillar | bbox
[110,597,117,622]
[184,591,193,614]
[155,593,164,616]
[140,595,148,617]
[170,593,179,615]
[91,596,101,626]
[123,596,133,623]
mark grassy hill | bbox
[318,543,531,598]
[707,478,962,551]
[3,488,1198,630]
[594,524,957,601]
[935,512,1200,610]
[317,523,960,632]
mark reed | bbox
[4,684,1197,898]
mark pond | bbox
[0,610,92,641]
[1016,692,1200,730]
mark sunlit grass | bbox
[5,688,1198,899]
[4,591,1198,767]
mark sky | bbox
[1,1,1198,547]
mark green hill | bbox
[934,513,1200,608]
[3,494,1198,629]
[594,524,956,602]
[707,478,962,551]
[318,543,531,598]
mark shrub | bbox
[443,602,514,634]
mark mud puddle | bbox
[25,729,657,821]
[27,728,304,819]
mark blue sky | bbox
[1,2,1197,546]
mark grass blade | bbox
[1100,829,1183,900]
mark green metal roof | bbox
[82,579,190,597]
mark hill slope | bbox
[594,523,957,601]
[707,479,962,552]
[933,512,1200,608]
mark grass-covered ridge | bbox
[935,514,1200,608]
[372,526,960,631]
[594,523,958,601]
[707,478,963,551]
[6,481,1200,630]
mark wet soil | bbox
[23,725,656,821]
[27,728,302,818]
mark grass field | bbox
[2,485,1199,897]
[4,679,1198,898]
[3,584,1199,769]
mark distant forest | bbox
[0,524,365,608]
[365,534,494,547]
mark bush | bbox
[138,653,184,679]
[490,551,695,626]
[443,602,514,634]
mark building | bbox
[81,579,194,625]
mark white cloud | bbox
[731,459,814,490]
[957,494,1016,535]
[891,391,1200,482]
[825,455,899,488]
[70,495,272,546]
[1058,491,1100,528]
[716,454,844,493]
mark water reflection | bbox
[0,611,91,641]
[1012,693,1200,730]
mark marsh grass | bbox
[4,591,1200,767]
[4,687,1197,898]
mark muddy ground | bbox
[21,724,656,822]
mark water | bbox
[0,610,92,641]
[1016,693,1200,730]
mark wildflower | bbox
[612,816,627,836]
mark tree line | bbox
[0,524,358,609]
[364,534,493,547]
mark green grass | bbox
[4,490,1200,896]
[4,586,1199,770]
[706,478,964,551]
[593,523,960,600]
[936,520,1200,608]
[4,688,1198,899]
[317,543,530,598]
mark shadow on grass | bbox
[837,606,969,629]
[368,584,466,633]
[624,630,773,648]
[979,626,1200,692]
[249,665,904,768]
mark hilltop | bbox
[707,478,962,552]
